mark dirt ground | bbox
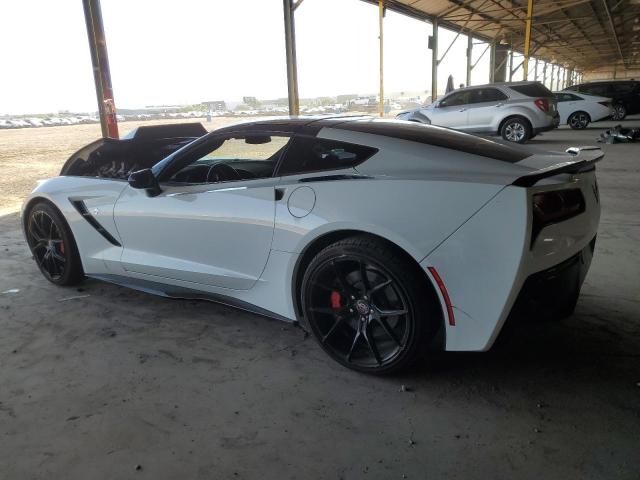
[0,120,639,479]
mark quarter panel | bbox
[272,177,505,263]
[422,186,529,351]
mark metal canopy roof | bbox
[363,0,640,73]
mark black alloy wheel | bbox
[568,111,590,129]
[302,236,437,374]
[611,104,626,121]
[25,202,84,285]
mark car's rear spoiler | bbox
[512,146,604,187]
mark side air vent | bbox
[70,200,122,247]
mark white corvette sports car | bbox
[22,117,602,374]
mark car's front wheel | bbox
[611,104,627,121]
[568,111,590,129]
[25,201,84,286]
[500,116,532,143]
[301,236,438,375]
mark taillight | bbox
[534,98,550,112]
[531,189,585,245]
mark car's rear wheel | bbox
[25,202,84,286]
[500,116,532,143]
[611,104,626,121]
[568,111,590,129]
[301,236,437,375]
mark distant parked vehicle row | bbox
[0,116,100,129]
[564,80,640,120]
[396,81,559,143]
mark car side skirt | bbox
[89,273,295,324]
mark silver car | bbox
[396,81,560,143]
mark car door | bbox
[429,91,471,129]
[465,88,509,132]
[113,132,291,290]
[554,92,578,123]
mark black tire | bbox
[611,104,627,121]
[568,111,591,129]
[25,201,84,286]
[301,235,438,375]
[500,116,532,143]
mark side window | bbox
[277,136,378,176]
[585,84,607,96]
[610,83,633,95]
[555,93,579,102]
[439,91,470,107]
[469,88,508,103]
[168,134,290,184]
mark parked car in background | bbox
[564,80,640,121]
[396,81,559,143]
[554,91,613,129]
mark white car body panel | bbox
[22,118,602,354]
[114,179,277,290]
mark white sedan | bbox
[555,91,613,129]
[22,118,603,374]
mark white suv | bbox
[396,81,560,143]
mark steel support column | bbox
[508,50,514,81]
[82,0,118,138]
[378,0,385,117]
[557,66,562,90]
[430,19,438,102]
[523,0,534,79]
[550,64,555,90]
[534,58,539,81]
[489,41,496,83]
[466,35,472,87]
[542,62,547,86]
[283,0,300,115]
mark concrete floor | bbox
[1,121,639,480]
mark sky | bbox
[0,0,496,115]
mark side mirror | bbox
[128,169,161,196]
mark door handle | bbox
[495,103,504,107]
[458,108,466,112]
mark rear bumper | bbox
[509,236,595,317]
[533,113,560,134]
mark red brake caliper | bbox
[330,290,341,310]
[59,242,65,254]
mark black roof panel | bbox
[334,118,529,163]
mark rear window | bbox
[509,83,553,98]
[338,120,530,163]
[277,136,378,175]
